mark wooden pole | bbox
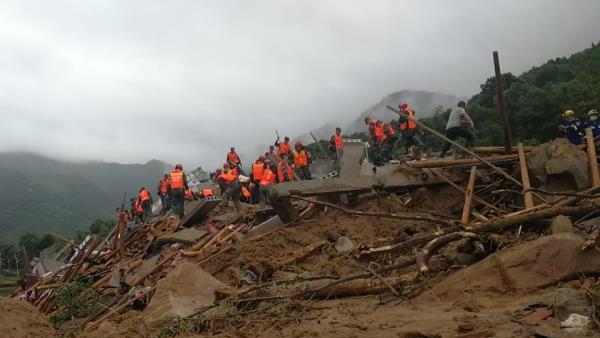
[517,143,535,209]
[586,128,600,187]
[430,169,503,214]
[493,51,512,153]
[386,105,523,187]
[310,132,330,157]
[461,166,477,224]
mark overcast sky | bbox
[1,0,599,170]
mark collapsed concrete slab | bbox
[178,196,221,228]
[143,261,235,329]
[422,233,600,301]
[338,141,367,178]
[247,215,284,237]
[156,227,207,245]
[268,169,455,222]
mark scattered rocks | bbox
[423,233,600,300]
[143,262,235,328]
[550,215,574,235]
[452,293,481,313]
[335,236,354,253]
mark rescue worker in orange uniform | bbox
[157,174,170,215]
[239,176,252,204]
[218,165,241,212]
[277,153,295,183]
[137,187,153,223]
[275,136,291,159]
[292,140,311,180]
[167,164,188,219]
[265,145,279,169]
[226,147,243,174]
[383,121,398,161]
[398,102,421,154]
[370,120,386,165]
[184,189,196,201]
[250,156,266,204]
[328,127,344,160]
[259,160,276,206]
[364,116,377,145]
[201,188,214,198]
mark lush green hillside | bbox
[421,42,600,148]
[0,153,170,244]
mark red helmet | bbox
[258,155,266,161]
[223,163,230,168]
[175,164,183,170]
[295,140,303,147]
[398,102,408,109]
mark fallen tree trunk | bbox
[360,203,596,259]
[416,232,477,274]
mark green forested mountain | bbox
[0,152,170,244]
[421,42,600,147]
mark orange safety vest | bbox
[219,170,237,183]
[374,124,384,137]
[334,134,343,151]
[159,179,168,193]
[135,201,143,214]
[260,168,276,186]
[202,188,214,197]
[227,151,240,164]
[277,162,295,182]
[170,170,184,189]
[292,149,308,167]
[399,108,416,130]
[241,186,251,199]
[139,189,150,202]
[278,142,291,156]
[384,122,397,136]
[252,161,265,180]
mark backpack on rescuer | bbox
[170,170,184,189]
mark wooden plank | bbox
[461,166,477,225]
[410,154,518,168]
[586,128,600,187]
[430,169,503,214]
[518,143,535,209]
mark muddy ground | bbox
[2,184,599,337]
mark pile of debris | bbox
[16,135,600,337]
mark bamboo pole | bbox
[586,128,600,188]
[518,143,535,209]
[461,166,477,224]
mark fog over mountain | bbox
[1,1,600,171]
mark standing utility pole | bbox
[493,51,513,153]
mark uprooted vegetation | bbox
[4,138,600,337]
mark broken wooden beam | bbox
[461,166,477,225]
[409,154,518,168]
[518,143,535,209]
[586,128,600,188]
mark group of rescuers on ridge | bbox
[127,101,598,223]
